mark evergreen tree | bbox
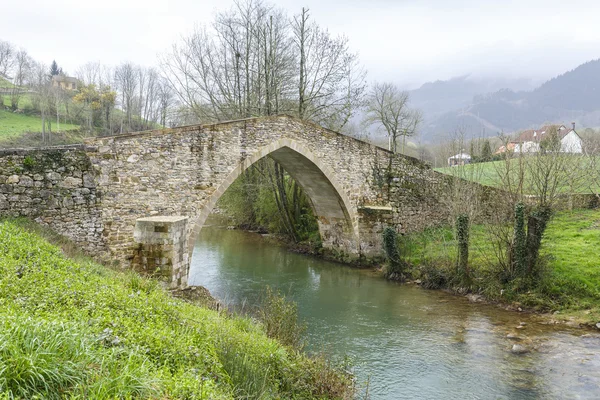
[481,139,492,162]
[469,141,476,161]
[49,60,62,76]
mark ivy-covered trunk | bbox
[456,214,470,279]
[512,202,527,278]
[526,206,552,275]
[383,227,402,278]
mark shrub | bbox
[256,286,306,350]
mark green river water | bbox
[189,224,600,399]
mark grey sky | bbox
[4,0,600,88]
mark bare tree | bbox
[29,62,53,143]
[76,61,105,86]
[9,49,32,110]
[161,0,296,122]
[157,78,175,127]
[114,63,139,132]
[292,8,366,131]
[161,1,365,132]
[0,40,15,79]
[364,82,421,153]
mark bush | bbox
[256,286,306,350]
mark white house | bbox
[447,152,471,167]
[512,123,583,154]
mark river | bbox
[188,224,600,399]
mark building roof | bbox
[511,124,571,143]
[448,153,471,160]
[52,75,78,84]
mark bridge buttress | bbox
[132,216,189,289]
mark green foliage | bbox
[22,155,35,170]
[455,214,469,280]
[218,158,320,245]
[512,202,527,277]
[0,219,353,399]
[400,209,600,314]
[256,286,306,350]
[0,316,156,399]
[383,227,403,278]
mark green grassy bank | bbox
[435,158,599,194]
[0,219,352,399]
[0,109,81,146]
[400,209,600,322]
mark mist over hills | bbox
[413,59,600,141]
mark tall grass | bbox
[0,317,155,399]
[0,219,354,398]
[256,286,306,350]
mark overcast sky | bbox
[4,0,600,88]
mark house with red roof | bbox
[506,123,582,154]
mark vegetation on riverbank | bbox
[394,209,600,322]
[217,158,322,249]
[0,219,353,399]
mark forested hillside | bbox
[418,59,600,140]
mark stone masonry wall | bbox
[0,146,105,255]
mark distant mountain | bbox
[416,59,600,141]
[410,75,535,120]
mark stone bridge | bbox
[0,115,452,288]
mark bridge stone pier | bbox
[0,115,452,288]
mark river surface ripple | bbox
[189,226,600,400]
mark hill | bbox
[410,75,535,121]
[0,109,80,146]
[0,219,352,399]
[0,93,82,147]
[435,158,598,194]
[417,59,600,141]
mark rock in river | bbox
[511,344,530,354]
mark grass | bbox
[0,219,353,399]
[0,109,80,145]
[2,94,33,110]
[400,208,600,319]
[0,77,14,89]
[436,158,600,194]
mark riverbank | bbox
[395,208,600,327]
[0,219,353,399]
[205,210,600,329]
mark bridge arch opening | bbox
[187,139,360,271]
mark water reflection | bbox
[189,226,600,399]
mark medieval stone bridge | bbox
[0,115,452,288]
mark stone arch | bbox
[187,138,360,260]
